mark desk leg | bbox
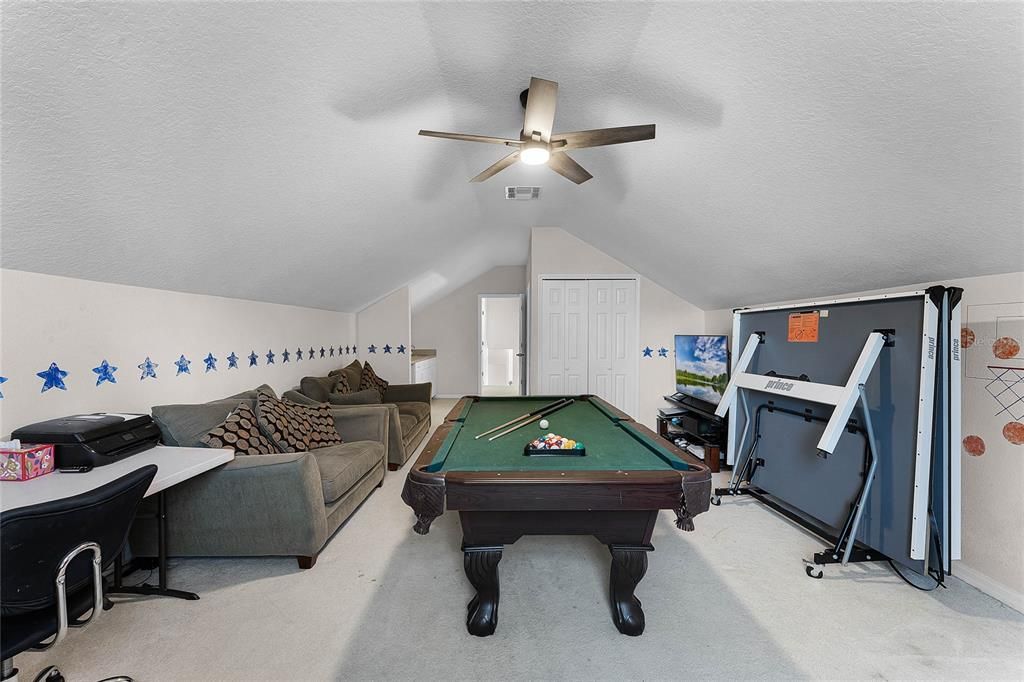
[609,544,652,636]
[108,491,200,601]
[463,545,502,637]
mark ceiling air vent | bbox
[505,186,541,201]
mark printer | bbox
[12,413,160,468]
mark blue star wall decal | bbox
[282,348,291,363]
[266,349,275,364]
[138,357,158,380]
[174,354,192,375]
[37,362,69,392]
[92,359,118,386]
[319,347,326,358]
[642,346,654,358]
[227,352,239,369]
[296,347,304,361]
[397,344,406,354]
[309,346,315,359]
[368,344,377,354]
[203,353,217,372]
[383,344,392,354]
[249,351,259,367]
[0,376,6,399]
[329,346,335,357]
[658,347,669,358]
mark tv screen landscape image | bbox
[674,335,729,406]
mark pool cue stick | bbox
[473,398,572,439]
[488,399,575,442]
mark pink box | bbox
[0,444,56,481]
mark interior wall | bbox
[704,271,1024,613]
[527,228,705,429]
[356,287,411,384]
[412,266,526,397]
[0,269,355,436]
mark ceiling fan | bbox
[419,77,655,184]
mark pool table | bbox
[401,395,712,637]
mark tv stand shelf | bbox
[657,394,727,473]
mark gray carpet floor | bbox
[19,399,1024,680]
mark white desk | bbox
[0,445,233,600]
[0,446,233,511]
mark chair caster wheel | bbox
[710,496,721,507]
[34,666,65,682]
[805,565,823,579]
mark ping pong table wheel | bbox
[805,564,823,579]
[710,495,721,506]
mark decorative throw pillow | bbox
[358,361,389,398]
[256,389,344,452]
[200,403,279,455]
[334,370,352,394]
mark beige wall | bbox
[0,269,355,436]
[356,287,411,384]
[527,228,705,430]
[412,266,526,397]
[705,271,1024,612]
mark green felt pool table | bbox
[401,395,712,637]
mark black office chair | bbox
[1,465,157,682]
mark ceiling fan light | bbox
[520,145,550,166]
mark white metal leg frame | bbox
[712,331,889,575]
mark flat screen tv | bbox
[674,335,730,407]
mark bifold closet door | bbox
[588,280,637,416]
[539,280,589,394]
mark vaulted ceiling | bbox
[3,2,1021,312]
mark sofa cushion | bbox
[312,441,385,504]
[398,414,418,436]
[327,389,382,406]
[334,370,352,394]
[200,403,279,455]
[256,390,344,452]
[395,401,430,423]
[332,360,363,394]
[358,361,390,398]
[299,375,337,403]
[152,398,254,448]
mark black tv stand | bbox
[657,395,727,473]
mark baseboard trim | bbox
[433,394,465,399]
[953,562,1024,614]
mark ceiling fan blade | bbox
[470,151,521,183]
[553,124,656,151]
[522,77,558,142]
[419,130,521,146]
[547,152,593,184]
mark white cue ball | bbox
[538,419,550,429]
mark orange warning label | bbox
[788,311,819,342]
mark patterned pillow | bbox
[358,361,389,398]
[256,389,344,452]
[200,403,279,455]
[334,370,352,394]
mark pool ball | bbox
[539,419,549,429]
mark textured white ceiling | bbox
[3,2,1021,312]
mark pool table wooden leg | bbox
[463,545,503,637]
[609,544,652,636]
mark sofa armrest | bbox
[328,405,390,455]
[383,382,432,404]
[155,451,329,557]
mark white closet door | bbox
[539,280,566,394]
[540,280,589,395]
[588,279,637,416]
[563,281,589,394]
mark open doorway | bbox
[479,294,525,396]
